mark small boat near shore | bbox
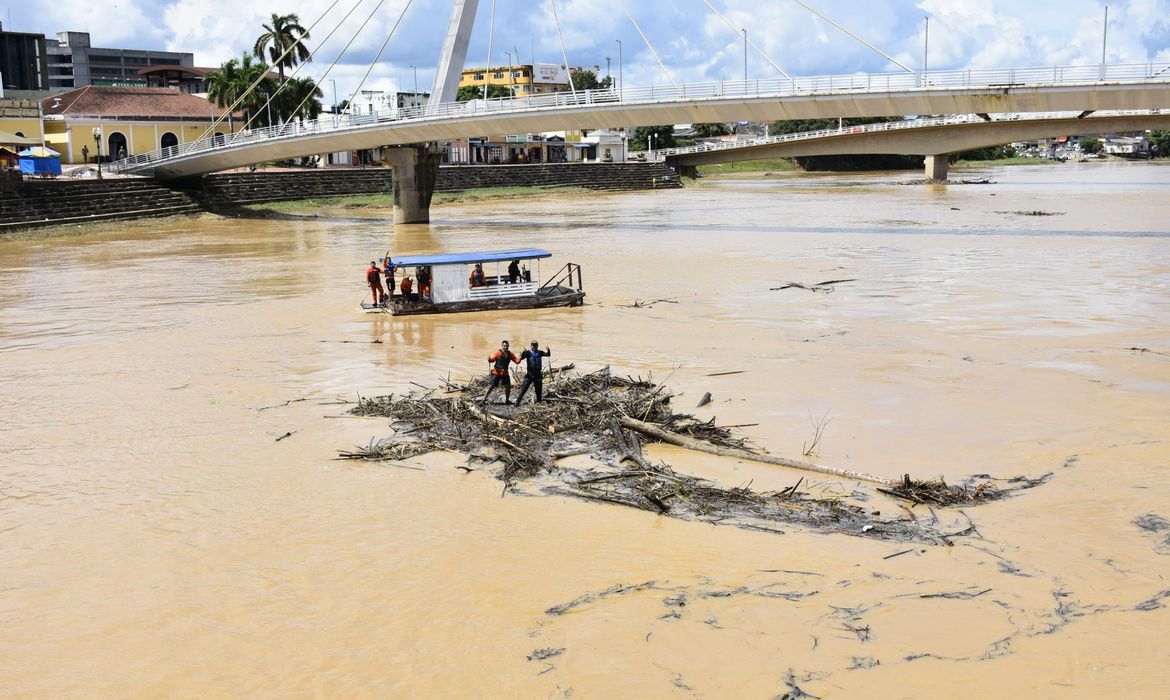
[362,248,585,316]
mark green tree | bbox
[569,67,613,91]
[692,122,730,138]
[769,116,901,136]
[206,53,276,128]
[254,13,312,83]
[456,84,512,101]
[953,144,1017,161]
[1149,130,1170,158]
[1079,137,1104,155]
[631,125,675,151]
[273,76,324,122]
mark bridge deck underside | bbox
[141,83,1170,179]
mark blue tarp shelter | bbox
[18,147,62,176]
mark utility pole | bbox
[329,78,337,124]
[606,55,611,84]
[504,52,513,95]
[411,64,418,98]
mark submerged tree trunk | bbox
[618,416,894,486]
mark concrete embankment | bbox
[1,163,682,232]
[0,178,202,234]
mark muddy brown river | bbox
[2,162,1169,697]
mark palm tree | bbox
[274,77,324,122]
[254,13,311,83]
[207,54,276,128]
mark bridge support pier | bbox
[924,154,949,181]
[384,144,440,224]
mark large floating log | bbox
[618,415,894,486]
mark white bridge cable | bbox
[549,0,576,95]
[484,0,496,99]
[199,0,345,142]
[617,0,676,86]
[790,0,916,74]
[246,0,382,135]
[701,0,790,80]
[343,0,417,114]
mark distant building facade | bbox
[41,85,241,164]
[459,63,573,96]
[0,23,50,94]
[47,31,194,90]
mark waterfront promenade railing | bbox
[111,62,1170,175]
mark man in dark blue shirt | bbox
[515,340,551,404]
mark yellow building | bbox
[0,98,47,145]
[39,86,242,164]
[459,63,576,96]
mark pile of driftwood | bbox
[342,366,1044,543]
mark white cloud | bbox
[6,0,1170,98]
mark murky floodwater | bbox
[2,162,1169,698]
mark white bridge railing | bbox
[111,61,1170,175]
[655,109,1167,158]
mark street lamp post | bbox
[503,53,513,96]
[650,132,656,159]
[923,16,929,75]
[260,92,273,128]
[92,126,103,179]
[616,39,623,100]
[743,29,748,83]
[329,79,338,125]
[412,64,419,100]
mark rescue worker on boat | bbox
[483,339,520,405]
[366,261,384,306]
[515,340,551,404]
[400,274,414,302]
[383,256,396,302]
[470,263,486,288]
[417,266,432,301]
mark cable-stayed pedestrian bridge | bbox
[114,61,1170,181]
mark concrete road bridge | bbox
[660,109,1170,180]
[110,0,1170,222]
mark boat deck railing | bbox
[538,263,583,293]
[469,281,538,300]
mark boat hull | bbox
[363,290,585,316]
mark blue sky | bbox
[6,0,1170,102]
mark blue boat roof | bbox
[387,248,552,267]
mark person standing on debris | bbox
[515,340,551,404]
[484,340,520,404]
[366,261,384,306]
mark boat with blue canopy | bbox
[363,248,584,315]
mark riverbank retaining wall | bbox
[0,162,682,232]
[0,178,203,233]
[198,162,682,207]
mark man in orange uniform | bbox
[418,266,432,301]
[483,339,520,405]
[365,261,384,306]
[400,275,413,301]
[469,263,486,287]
